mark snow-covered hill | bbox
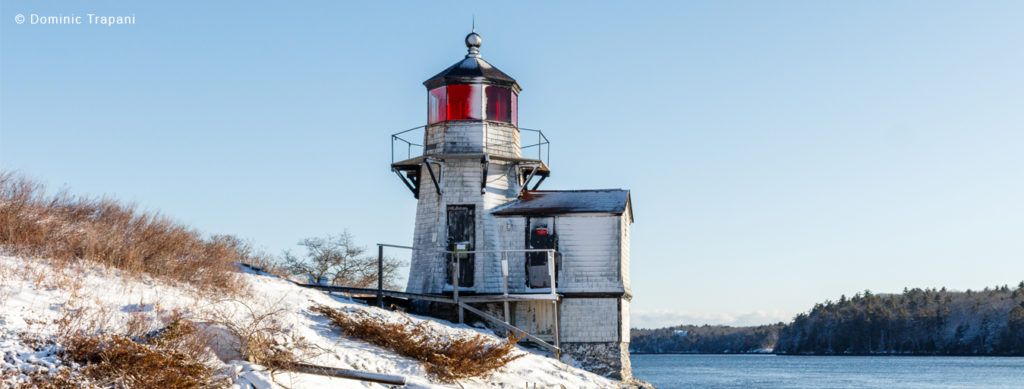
[0,255,621,388]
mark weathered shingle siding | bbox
[425,122,483,155]
[620,208,631,296]
[407,161,445,294]
[556,215,623,293]
[620,299,630,343]
[425,122,520,158]
[484,122,520,158]
[480,160,520,293]
[559,298,619,342]
[483,213,527,293]
[408,145,521,294]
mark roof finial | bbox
[465,25,482,58]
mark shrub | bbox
[63,329,222,388]
[311,304,523,383]
[5,318,224,389]
[0,171,253,292]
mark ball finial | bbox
[465,31,482,58]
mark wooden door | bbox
[446,205,475,287]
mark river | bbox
[630,354,1024,388]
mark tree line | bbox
[632,282,1024,356]
[630,323,785,354]
[775,283,1024,355]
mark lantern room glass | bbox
[428,87,447,123]
[485,85,511,123]
[427,84,518,125]
[446,84,481,121]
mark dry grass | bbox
[62,319,224,389]
[0,361,87,389]
[0,171,255,292]
[5,314,224,389]
[311,304,524,383]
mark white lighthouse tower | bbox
[394,30,548,296]
[390,31,634,380]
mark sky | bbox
[2,1,1023,329]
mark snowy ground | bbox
[0,255,621,388]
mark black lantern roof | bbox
[423,31,521,93]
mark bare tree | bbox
[282,231,404,289]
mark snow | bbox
[0,255,621,388]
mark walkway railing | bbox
[518,128,550,166]
[373,244,562,357]
[390,125,550,167]
[390,126,425,164]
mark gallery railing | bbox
[390,125,550,167]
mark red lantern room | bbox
[423,31,521,126]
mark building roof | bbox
[492,190,633,222]
[423,32,521,92]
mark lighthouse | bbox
[390,30,634,380]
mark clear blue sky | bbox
[3,1,1023,328]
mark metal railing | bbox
[390,125,425,164]
[376,244,562,357]
[376,245,559,296]
[518,128,551,166]
[390,125,550,167]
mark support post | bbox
[423,160,442,196]
[547,250,557,296]
[377,244,384,308]
[501,252,510,325]
[519,164,539,196]
[393,169,418,197]
[548,249,560,359]
[531,175,547,191]
[553,299,560,359]
[480,155,489,194]
[453,250,462,324]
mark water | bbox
[630,354,1024,389]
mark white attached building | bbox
[390,31,634,379]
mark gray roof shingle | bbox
[492,190,632,221]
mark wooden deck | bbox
[297,283,559,304]
[294,282,562,358]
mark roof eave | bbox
[492,210,627,217]
[422,77,521,92]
